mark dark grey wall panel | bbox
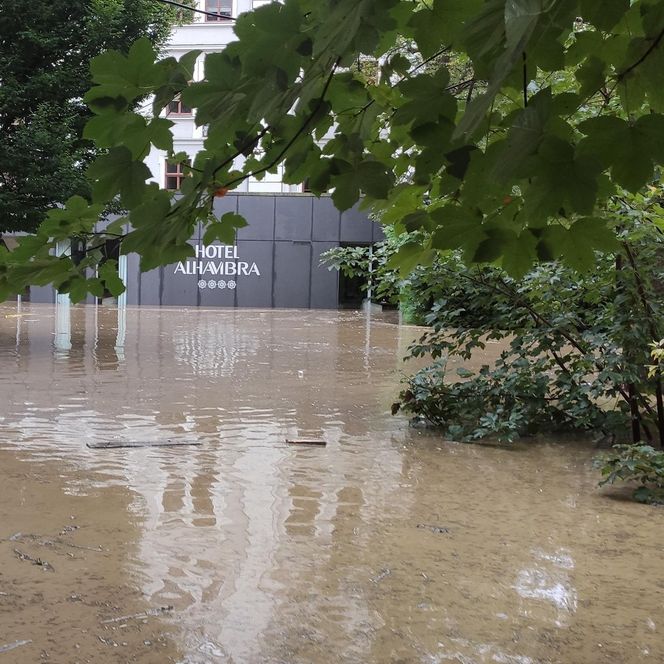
[161,242,199,306]
[139,267,162,306]
[199,280,236,307]
[275,196,313,241]
[212,195,239,217]
[196,240,239,307]
[235,240,274,307]
[29,286,55,304]
[237,196,275,240]
[7,194,378,310]
[126,254,141,306]
[161,269,199,306]
[274,242,311,308]
[206,195,239,241]
[312,197,341,241]
[310,242,339,309]
[373,221,386,242]
[340,204,374,243]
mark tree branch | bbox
[219,58,341,190]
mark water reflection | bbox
[514,548,578,627]
[54,292,72,354]
[0,303,663,664]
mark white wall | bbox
[145,0,301,194]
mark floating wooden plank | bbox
[286,439,327,446]
[86,440,202,450]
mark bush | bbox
[324,196,664,454]
[598,445,664,504]
[393,257,633,442]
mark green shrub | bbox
[598,445,664,504]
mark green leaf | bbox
[67,276,90,304]
[87,38,163,112]
[537,217,617,271]
[455,0,545,138]
[203,213,248,245]
[580,0,629,31]
[494,87,552,182]
[356,160,394,199]
[38,196,103,240]
[407,0,482,58]
[394,69,456,129]
[431,205,487,261]
[525,137,601,218]
[331,171,361,211]
[91,37,160,89]
[575,56,606,98]
[127,117,174,156]
[579,114,664,192]
[386,241,434,277]
[568,217,618,253]
[84,113,173,159]
[500,229,538,278]
[87,147,151,207]
[98,260,126,297]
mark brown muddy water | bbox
[0,303,662,664]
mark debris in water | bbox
[87,440,201,449]
[371,568,391,583]
[417,524,450,534]
[41,538,104,553]
[7,532,103,553]
[101,606,174,624]
[286,439,327,446]
[59,525,79,534]
[13,548,54,572]
[0,640,32,654]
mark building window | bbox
[167,98,192,115]
[205,0,232,21]
[165,161,189,191]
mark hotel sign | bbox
[173,244,261,290]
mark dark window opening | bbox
[70,238,86,266]
[337,242,371,309]
[167,98,192,115]
[165,159,190,191]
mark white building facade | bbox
[144,0,300,194]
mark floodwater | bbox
[0,303,662,664]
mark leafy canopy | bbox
[3,0,664,300]
[0,0,190,234]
